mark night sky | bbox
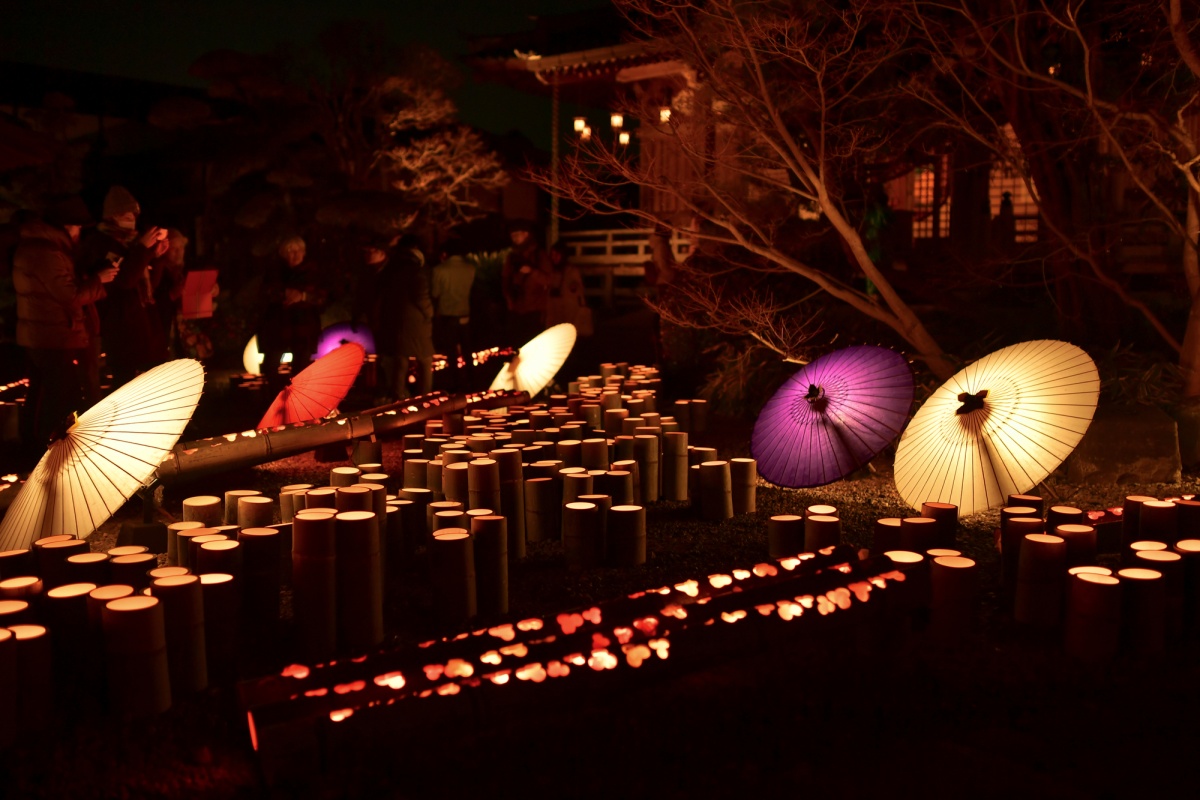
[0,0,610,146]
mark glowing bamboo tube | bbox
[351,439,383,465]
[335,485,373,515]
[39,539,88,588]
[149,566,189,581]
[187,534,228,571]
[0,576,42,603]
[330,466,362,488]
[149,575,207,697]
[44,582,96,688]
[197,540,243,578]
[182,495,223,528]
[580,438,608,471]
[1045,505,1083,535]
[921,502,958,547]
[110,554,157,591]
[434,509,468,533]
[899,517,938,553]
[108,545,147,557]
[930,556,978,637]
[610,459,641,505]
[471,515,507,617]
[0,629,14,750]
[553,439,581,469]
[524,478,560,544]
[874,518,902,553]
[656,431,688,503]
[174,528,215,571]
[0,599,29,627]
[10,624,53,731]
[428,500,464,533]
[803,515,840,551]
[1122,495,1158,548]
[806,504,838,518]
[730,458,757,514]
[303,487,338,510]
[102,597,172,714]
[87,585,134,641]
[468,458,502,512]
[1001,516,1044,599]
[223,490,262,525]
[431,528,476,625]
[233,496,272,529]
[335,511,383,651]
[1015,533,1067,628]
[1007,494,1044,516]
[199,573,239,683]
[562,470,593,506]
[425,459,445,501]
[1139,500,1178,543]
[1065,572,1122,663]
[360,472,393,493]
[1055,524,1097,567]
[607,504,646,566]
[690,398,708,433]
[1135,549,1184,638]
[399,488,433,546]
[699,461,733,521]
[0,549,34,580]
[595,470,635,506]
[563,502,601,570]
[279,484,313,523]
[488,448,526,560]
[1118,567,1166,656]
[885,550,931,611]
[402,458,429,490]
[65,552,110,585]
[443,461,470,505]
[768,515,805,558]
[1126,539,1168,565]
[603,408,628,436]
[632,433,659,505]
[237,528,280,629]
[292,509,337,661]
[165,521,203,568]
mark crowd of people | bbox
[10,188,592,453]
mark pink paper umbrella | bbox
[258,343,365,429]
[751,346,913,488]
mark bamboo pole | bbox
[1139,500,1179,544]
[1134,549,1184,639]
[1015,533,1067,628]
[1122,495,1159,549]
[805,515,841,552]
[279,484,314,524]
[929,556,978,638]
[0,549,33,580]
[237,528,280,634]
[199,573,239,683]
[38,539,88,588]
[430,528,476,625]
[1001,514,1044,600]
[44,581,96,702]
[874,518,902,554]
[443,462,469,504]
[182,495,223,528]
[303,487,338,510]
[1006,494,1045,516]
[187,534,228,572]
[524,478,560,544]
[729,458,757,515]
[1056,524,1097,568]
[1118,567,1166,656]
[1127,540,1168,565]
[698,461,733,521]
[1046,505,1084,534]
[149,575,207,697]
[768,515,805,558]
[101,595,172,716]
[197,540,243,578]
[0,600,29,627]
[471,515,507,617]
[65,552,110,586]
[607,505,646,566]
[9,624,53,732]
[899,517,938,553]
[335,511,383,651]
[563,502,601,570]
[292,509,337,661]
[330,466,362,487]
[1065,572,1122,663]
[468,459,502,512]
[223,490,261,525]
[238,496,275,529]
[921,502,958,547]
[399,488,433,547]
[491,448,526,560]
[110,554,157,591]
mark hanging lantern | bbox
[573,117,586,132]
[581,126,592,141]
[618,131,631,146]
[659,107,671,123]
[610,113,624,129]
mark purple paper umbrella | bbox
[316,322,376,359]
[751,346,913,488]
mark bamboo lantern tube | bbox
[578,494,612,565]
[466,435,493,454]
[471,515,508,617]
[805,515,841,552]
[608,505,646,566]
[595,470,635,506]
[426,437,452,457]
[280,483,314,517]
[1056,524,1098,567]
[1118,567,1166,656]
[884,550,931,611]
[292,509,337,661]
[108,545,148,557]
[1065,572,1122,663]
[1176,539,1200,630]
[633,432,660,504]
[423,459,444,501]
[874,518,902,553]
[430,529,476,625]
[402,458,429,489]
[10,625,53,731]
[182,495,223,527]
[434,509,468,533]
[661,432,689,502]
[899,517,938,553]
[335,485,373,515]
[688,446,718,467]
[187,534,228,572]
[87,585,134,637]
[604,408,628,436]
[334,511,383,651]
[149,575,207,696]
[399,488,433,546]
[351,439,383,466]
[699,461,733,521]
[1139,500,1178,544]
[1001,516,1045,599]
[443,449,472,466]
[468,459,501,512]
[563,502,601,570]
[1127,540,1168,565]
[237,496,275,530]
[526,459,563,480]
[524,478,561,544]
[428,500,464,533]
[611,435,634,462]
[730,458,757,515]
[1007,494,1045,517]
[199,573,239,684]
[197,540,243,578]
[360,472,393,493]
[0,549,34,580]
[768,515,805,558]
[672,399,691,431]
[1015,533,1068,628]
[110,554,157,591]
[581,405,603,431]
[444,462,470,504]
[930,556,978,637]
[0,599,29,627]
[44,582,96,686]
[1135,550,1185,638]
[1045,505,1083,534]
[0,629,14,750]
[149,566,189,581]
[806,504,838,519]
[562,471,594,505]
[237,528,280,628]
[580,438,609,471]
[39,539,88,588]
[0,576,42,603]
[921,502,958,547]
[66,552,110,585]
[555,439,583,469]
[223,490,262,525]
[353,482,388,521]
[490,449,526,560]
[611,460,642,504]
[303,487,338,510]
[330,466,361,488]
[386,501,410,565]
[1122,495,1158,548]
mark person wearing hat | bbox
[78,185,169,387]
[13,196,117,448]
[500,220,553,344]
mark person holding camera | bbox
[78,185,169,387]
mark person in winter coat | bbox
[392,235,434,399]
[149,228,187,356]
[430,238,475,391]
[500,221,553,344]
[353,235,404,404]
[259,236,327,385]
[78,185,169,388]
[13,196,117,447]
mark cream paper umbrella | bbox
[0,359,205,549]
[893,340,1099,516]
[489,323,577,397]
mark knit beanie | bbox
[102,185,140,220]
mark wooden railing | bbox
[559,228,690,307]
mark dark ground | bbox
[3,307,1200,798]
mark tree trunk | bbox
[1181,191,1200,399]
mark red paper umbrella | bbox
[258,343,365,429]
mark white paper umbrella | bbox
[0,359,205,549]
[893,340,1099,516]
[489,323,577,397]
